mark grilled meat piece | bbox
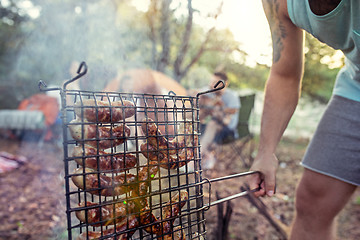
[72,145,137,172]
[74,99,136,123]
[76,214,139,240]
[71,168,136,196]
[143,191,188,239]
[141,118,198,169]
[69,119,130,149]
[71,163,159,197]
[75,200,137,226]
[141,119,178,155]
[140,143,188,169]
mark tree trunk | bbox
[157,0,171,72]
[173,0,193,81]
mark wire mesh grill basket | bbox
[39,62,258,240]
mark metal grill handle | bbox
[196,80,225,97]
[203,170,261,210]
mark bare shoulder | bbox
[261,0,294,35]
[262,0,290,19]
[262,0,301,64]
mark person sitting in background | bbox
[199,72,241,169]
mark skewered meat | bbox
[72,145,137,172]
[69,119,130,149]
[74,99,136,123]
[71,168,136,196]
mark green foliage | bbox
[180,66,212,89]
[0,0,151,109]
[0,1,344,110]
[302,33,344,103]
[0,1,33,108]
[226,62,269,91]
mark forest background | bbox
[0,0,343,110]
[1,2,358,239]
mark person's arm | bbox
[212,107,237,126]
[248,0,304,197]
[213,91,240,126]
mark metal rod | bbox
[209,170,259,183]
[207,187,259,207]
[168,90,176,96]
[203,170,261,211]
[38,61,87,92]
[38,80,61,92]
[63,61,88,90]
[196,80,225,97]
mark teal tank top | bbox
[287,0,360,102]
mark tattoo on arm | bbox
[264,0,287,63]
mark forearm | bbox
[248,0,303,197]
[258,72,301,155]
[217,108,237,125]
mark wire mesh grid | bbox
[61,88,208,240]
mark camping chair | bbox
[219,93,256,168]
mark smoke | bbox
[10,0,151,96]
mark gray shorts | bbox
[301,95,360,186]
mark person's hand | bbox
[247,152,279,197]
[212,106,224,119]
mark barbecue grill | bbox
[39,62,259,240]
